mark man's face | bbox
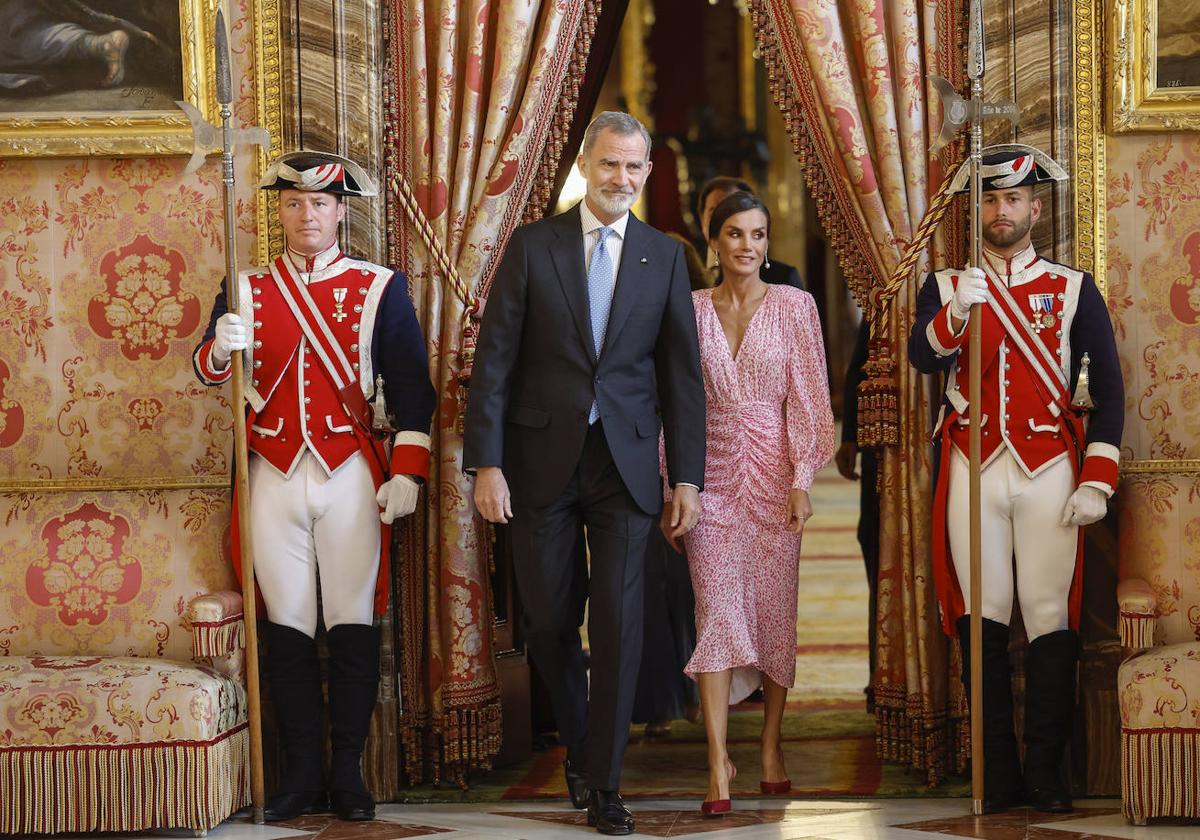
[981,187,1040,249]
[576,128,652,219]
[278,189,345,255]
[701,187,738,243]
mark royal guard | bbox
[193,151,436,822]
[908,145,1124,814]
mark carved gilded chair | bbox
[0,496,249,834]
[1116,478,1200,825]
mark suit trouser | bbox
[249,451,381,638]
[510,421,653,791]
[947,448,1078,641]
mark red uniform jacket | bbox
[194,244,436,614]
[909,244,1124,634]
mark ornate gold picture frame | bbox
[0,0,223,157]
[1108,0,1200,133]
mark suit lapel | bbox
[601,213,648,359]
[548,204,596,364]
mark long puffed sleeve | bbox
[786,293,836,491]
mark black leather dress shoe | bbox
[331,788,376,821]
[982,787,1023,814]
[587,789,634,836]
[1026,782,1072,814]
[564,759,589,810]
[263,790,329,822]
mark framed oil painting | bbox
[1109,0,1200,132]
[0,0,220,157]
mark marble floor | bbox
[77,800,1200,840]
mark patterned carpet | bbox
[397,461,968,802]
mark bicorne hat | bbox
[258,150,377,197]
[949,143,1068,194]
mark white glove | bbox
[212,313,248,368]
[1060,485,1108,527]
[377,474,420,524]
[949,267,988,323]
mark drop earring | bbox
[764,253,771,269]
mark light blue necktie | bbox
[587,226,614,423]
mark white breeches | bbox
[248,451,380,638]
[947,448,1078,641]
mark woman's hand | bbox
[785,488,812,533]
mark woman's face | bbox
[711,208,769,279]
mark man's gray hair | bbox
[581,111,652,159]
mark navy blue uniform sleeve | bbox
[842,318,869,444]
[907,272,958,374]
[1070,272,1124,449]
[374,271,436,437]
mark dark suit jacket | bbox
[463,204,706,514]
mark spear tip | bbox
[215,6,233,106]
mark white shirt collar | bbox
[579,200,629,240]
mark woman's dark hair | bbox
[706,190,771,241]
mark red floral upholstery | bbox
[1117,476,1200,825]
[0,493,248,834]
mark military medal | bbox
[1028,293,1055,330]
[332,287,348,322]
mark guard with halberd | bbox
[193,150,436,822]
[908,144,1123,815]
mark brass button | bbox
[253,340,262,349]
[350,343,359,352]
[351,324,360,332]
[352,362,360,370]
[254,360,262,368]
[354,304,363,313]
[304,380,311,387]
[253,301,262,309]
[358,287,367,295]
[253,320,262,329]
[304,397,311,404]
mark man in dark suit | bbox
[463,111,705,836]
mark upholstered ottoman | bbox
[0,593,250,834]
[1118,644,1200,824]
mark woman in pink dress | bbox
[664,191,834,815]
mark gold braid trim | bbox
[857,167,961,448]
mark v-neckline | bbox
[710,284,772,364]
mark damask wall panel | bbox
[1106,135,1200,463]
[0,0,265,487]
[0,489,233,662]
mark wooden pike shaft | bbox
[968,63,986,820]
[216,7,265,821]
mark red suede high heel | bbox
[700,758,737,817]
[759,779,792,795]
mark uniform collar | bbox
[579,199,629,241]
[982,243,1040,288]
[285,240,343,278]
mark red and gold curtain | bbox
[750,0,968,783]
[383,0,603,784]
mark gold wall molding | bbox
[0,476,230,494]
[1108,0,1200,133]
[254,0,286,264]
[1121,460,1200,476]
[1073,0,1106,295]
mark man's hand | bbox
[212,313,248,368]
[1060,485,1107,527]
[949,266,988,331]
[377,474,420,524]
[835,441,859,480]
[785,488,812,533]
[474,466,513,524]
[660,484,700,552]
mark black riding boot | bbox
[326,623,380,821]
[957,616,1024,813]
[263,622,329,821]
[1023,629,1078,813]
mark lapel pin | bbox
[640,257,648,264]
